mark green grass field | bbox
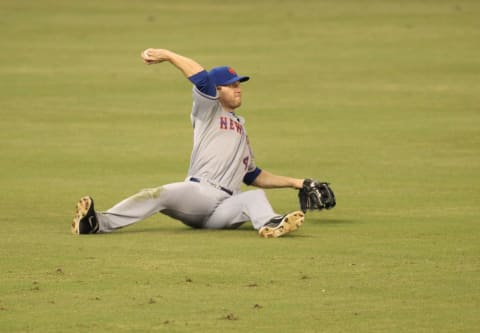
[1,0,479,332]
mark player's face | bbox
[217,81,242,111]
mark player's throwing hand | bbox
[141,48,169,65]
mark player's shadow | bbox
[102,218,356,236]
[113,224,255,235]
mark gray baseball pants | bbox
[95,180,278,232]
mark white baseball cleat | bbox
[258,211,304,238]
[71,196,99,235]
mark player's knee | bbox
[139,186,163,199]
[249,189,268,200]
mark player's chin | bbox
[226,98,242,110]
[227,101,241,110]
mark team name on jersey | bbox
[219,116,244,134]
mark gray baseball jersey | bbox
[188,87,256,193]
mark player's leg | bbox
[94,186,168,232]
[91,182,223,232]
[204,189,304,237]
[204,189,276,229]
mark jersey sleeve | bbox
[188,70,216,97]
[189,71,220,123]
[243,167,262,185]
[243,136,261,185]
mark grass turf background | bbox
[1,0,479,332]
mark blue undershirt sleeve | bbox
[188,70,216,97]
[243,167,262,185]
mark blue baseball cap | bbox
[209,66,250,86]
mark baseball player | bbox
[71,48,335,238]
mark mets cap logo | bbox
[228,67,237,75]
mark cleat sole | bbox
[71,196,93,234]
[259,211,304,238]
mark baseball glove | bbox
[298,179,336,213]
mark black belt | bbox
[189,177,233,196]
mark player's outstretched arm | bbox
[252,170,304,189]
[141,48,204,78]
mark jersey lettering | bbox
[219,116,243,134]
[243,156,249,170]
[220,116,228,129]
